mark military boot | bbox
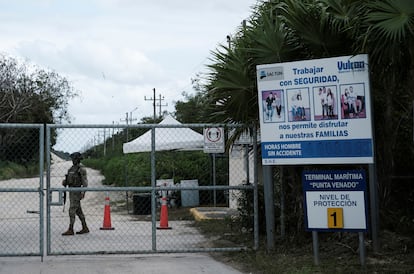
[76,226,89,234]
[77,220,89,234]
[62,226,74,236]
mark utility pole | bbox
[120,107,138,143]
[145,88,156,120]
[156,93,168,117]
[99,129,107,157]
[112,121,115,151]
[129,107,138,125]
[120,112,129,141]
[144,88,167,120]
[120,112,129,126]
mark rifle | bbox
[63,175,68,212]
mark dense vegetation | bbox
[0,160,38,180]
[84,150,227,188]
[196,0,414,236]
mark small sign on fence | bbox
[203,127,224,153]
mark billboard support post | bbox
[263,165,274,251]
[359,232,366,265]
[312,231,320,265]
[369,163,380,252]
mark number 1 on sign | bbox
[327,208,344,228]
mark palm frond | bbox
[365,0,414,42]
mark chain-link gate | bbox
[47,123,258,255]
[0,124,44,257]
[0,122,258,257]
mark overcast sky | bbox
[1,0,257,125]
[1,0,258,152]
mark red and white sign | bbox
[203,127,224,153]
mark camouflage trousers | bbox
[68,192,86,225]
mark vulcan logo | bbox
[258,67,284,81]
[337,60,365,73]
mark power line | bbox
[144,88,167,120]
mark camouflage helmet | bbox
[70,152,83,160]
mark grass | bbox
[115,203,414,273]
[192,216,414,273]
[0,161,39,180]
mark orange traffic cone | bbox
[157,192,172,230]
[100,193,115,230]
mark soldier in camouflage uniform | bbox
[62,152,89,236]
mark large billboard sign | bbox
[256,54,373,165]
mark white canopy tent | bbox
[122,115,204,153]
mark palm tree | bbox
[354,0,414,227]
[321,0,414,226]
[202,0,414,235]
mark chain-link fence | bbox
[0,122,258,257]
[0,124,44,256]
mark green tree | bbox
[174,91,209,124]
[0,54,77,163]
[0,55,76,124]
[352,0,414,229]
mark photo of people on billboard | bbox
[261,89,285,123]
[313,85,338,120]
[287,88,310,122]
[340,83,366,119]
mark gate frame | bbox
[0,123,44,258]
[45,123,258,255]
